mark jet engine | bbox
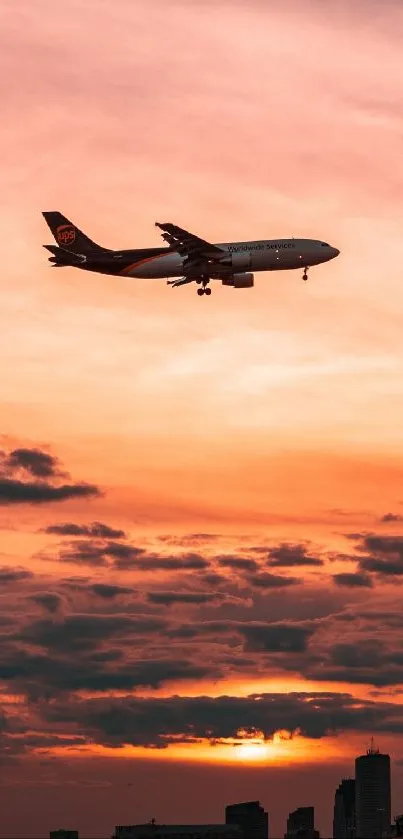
[221,272,254,288]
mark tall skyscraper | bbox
[225,800,269,838]
[333,778,355,838]
[355,741,391,838]
[284,806,319,838]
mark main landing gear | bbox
[196,276,211,297]
[303,267,309,282]
[167,276,212,295]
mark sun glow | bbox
[47,730,324,766]
[234,741,273,762]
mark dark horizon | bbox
[1,748,402,838]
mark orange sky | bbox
[1,0,403,836]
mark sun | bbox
[234,741,273,762]
[232,730,299,763]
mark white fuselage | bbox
[124,238,339,279]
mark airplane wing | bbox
[155,222,225,270]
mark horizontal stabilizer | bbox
[43,244,62,255]
[43,244,86,266]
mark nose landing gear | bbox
[302,267,309,281]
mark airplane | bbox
[42,211,339,297]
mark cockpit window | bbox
[321,242,330,247]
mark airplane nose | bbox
[332,247,340,258]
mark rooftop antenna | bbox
[368,736,379,755]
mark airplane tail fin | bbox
[42,211,110,255]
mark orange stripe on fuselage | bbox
[119,255,164,275]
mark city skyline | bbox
[1,0,403,838]
[10,744,403,838]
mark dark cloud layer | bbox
[217,556,259,572]
[2,690,403,760]
[90,583,134,599]
[267,543,324,568]
[0,446,100,505]
[332,572,374,588]
[301,625,403,687]
[0,566,33,583]
[0,509,402,768]
[29,593,63,613]
[360,535,403,556]
[343,531,403,579]
[2,448,63,479]
[44,521,126,539]
[147,591,220,606]
[247,572,301,588]
[167,619,319,657]
[239,621,316,653]
[360,557,403,577]
[52,538,210,572]
[35,691,403,750]
[0,479,99,505]
[0,649,211,697]
[159,534,220,546]
[351,533,403,578]
[135,553,210,572]
[17,614,168,653]
[57,539,143,568]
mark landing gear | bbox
[302,267,309,281]
[167,275,212,294]
[196,275,211,296]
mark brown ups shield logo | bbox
[56,224,76,246]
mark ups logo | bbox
[56,225,76,246]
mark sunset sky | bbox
[1,0,403,836]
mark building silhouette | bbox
[383,814,403,838]
[333,778,356,838]
[49,832,79,839]
[355,741,391,838]
[284,806,319,838]
[113,825,242,838]
[225,800,269,838]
